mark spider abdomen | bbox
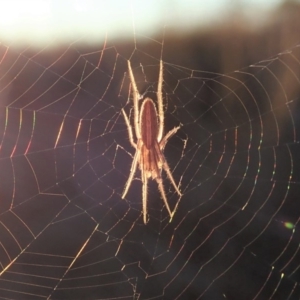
[140,98,159,149]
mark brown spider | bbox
[122,60,181,224]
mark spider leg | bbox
[162,160,182,196]
[122,149,140,199]
[127,60,141,139]
[159,126,180,151]
[156,175,173,221]
[157,60,164,141]
[122,108,136,148]
[155,143,182,197]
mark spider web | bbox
[1,9,300,300]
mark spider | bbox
[122,59,182,224]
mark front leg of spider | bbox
[122,60,181,224]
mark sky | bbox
[0,0,287,45]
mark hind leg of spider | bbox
[122,150,140,199]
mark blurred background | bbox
[0,0,296,45]
[1,0,300,71]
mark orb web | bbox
[0,28,300,300]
